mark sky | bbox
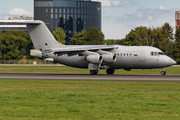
[0,0,180,39]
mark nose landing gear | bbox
[161,68,166,75]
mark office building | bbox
[34,0,101,44]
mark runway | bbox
[0,73,180,81]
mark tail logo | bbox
[45,43,48,46]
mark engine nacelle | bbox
[102,54,116,63]
[85,55,103,64]
[30,49,42,58]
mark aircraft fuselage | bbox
[45,45,176,71]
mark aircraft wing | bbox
[49,45,118,55]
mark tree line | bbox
[0,22,180,64]
[104,23,179,62]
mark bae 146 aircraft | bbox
[0,20,176,75]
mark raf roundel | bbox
[45,43,48,46]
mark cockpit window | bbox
[158,52,164,55]
[150,52,164,56]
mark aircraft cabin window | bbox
[134,54,138,56]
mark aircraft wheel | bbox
[161,71,166,75]
[106,69,115,75]
[90,70,98,75]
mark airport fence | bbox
[0,59,54,65]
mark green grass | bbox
[0,66,179,75]
[0,80,180,119]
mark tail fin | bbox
[0,20,65,49]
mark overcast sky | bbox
[0,0,180,39]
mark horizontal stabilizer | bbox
[0,20,64,49]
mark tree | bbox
[86,27,104,45]
[70,28,104,45]
[70,30,87,45]
[124,26,148,46]
[115,39,125,45]
[0,30,32,59]
[52,27,66,44]
[162,23,174,55]
[104,39,115,45]
[148,27,163,47]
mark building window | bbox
[71,9,73,14]
[51,14,53,19]
[51,25,53,30]
[78,2,80,7]
[55,14,57,19]
[59,9,61,13]
[67,14,69,19]
[74,9,76,13]
[67,9,69,13]
[63,9,66,13]
[87,3,89,7]
[78,9,80,14]
[46,9,48,13]
[55,9,57,13]
[51,9,53,13]
[81,2,83,7]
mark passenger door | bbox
[139,50,145,62]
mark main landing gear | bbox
[161,68,166,75]
[106,69,115,75]
[90,70,98,75]
[90,69,115,75]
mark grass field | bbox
[0,66,180,119]
[0,65,179,75]
[0,80,180,120]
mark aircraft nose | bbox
[169,59,176,65]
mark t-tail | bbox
[0,20,64,50]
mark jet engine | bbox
[85,55,103,64]
[30,49,42,58]
[102,54,116,63]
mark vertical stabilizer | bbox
[27,20,65,49]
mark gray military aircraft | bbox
[0,20,176,75]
